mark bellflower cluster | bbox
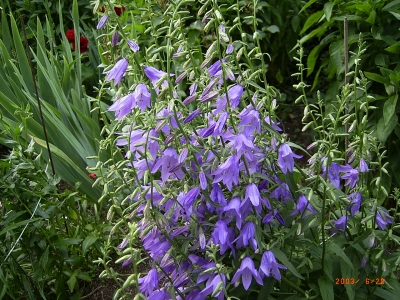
[108,55,298,296]
[100,8,393,299]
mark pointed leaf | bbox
[318,277,334,300]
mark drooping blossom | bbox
[290,194,317,217]
[278,143,302,174]
[340,165,359,188]
[348,192,361,216]
[211,220,235,255]
[234,222,257,250]
[134,83,151,111]
[359,158,369,172]
[333,216,348,231]
[376,210,393,230]
[214,112,229,135]
[209,183,227,216]
[231,257,263,290]
[211,155,239,191]
[259,250,287,280]
[108,94,135,119]
[144,66,174,94]
[200,273,226,300]
[108,84,151,118]
[239,108,261,135]
[104,58,128,85]
[138,268,159,296]
[265,116,282,131]
[262,208,286,226]
[151,148,183,183]
[245,183,261,206]
[322,162,341,188]
[227,84,243,108]
[223,197,242,229]
[181,187,200,211]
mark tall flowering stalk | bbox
[93,1,399,299]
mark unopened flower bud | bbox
[96,15,108,30]
[112,31,119,46]
[175,71,187,83]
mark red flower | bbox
[89,173,96,179]
[114,6,126,16]
[66,29,75,43]
[99,6,125,16]
[71,37,89,53]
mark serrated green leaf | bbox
[376,113,398,144]
[39,246,50,269]
[383,95,398,126]
[318,277,334,300]
[272,248,305,280]
[340,257,356,300]
[328,243,354,270]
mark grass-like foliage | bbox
[91,1,400,299]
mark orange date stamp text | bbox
[335,278,385,285]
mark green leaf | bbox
[323,256,333,282]
[364,72,390,85]
[67,270,78,292]
[77,272,92,282]
[385,41,400,54]
[0,218,40,236]
[299,0,318,14]
[383,94,398,126]
[266,25,280,33]
[327,243,354,270]
[374,287,398,300]
[318,277,334,300]
[298,27,326,46]
[340,257,356,300]
[39,246,50,270]
[10,14,35,95]
[323,2,334,22]
[82,236,99,254]
[307,44,324,76]
[300,10,324,35]
[376,113,398,144]
[382,0,400,11]
[272,248,305,280]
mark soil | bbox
[80,255,151,299]
[277,103,314,166]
